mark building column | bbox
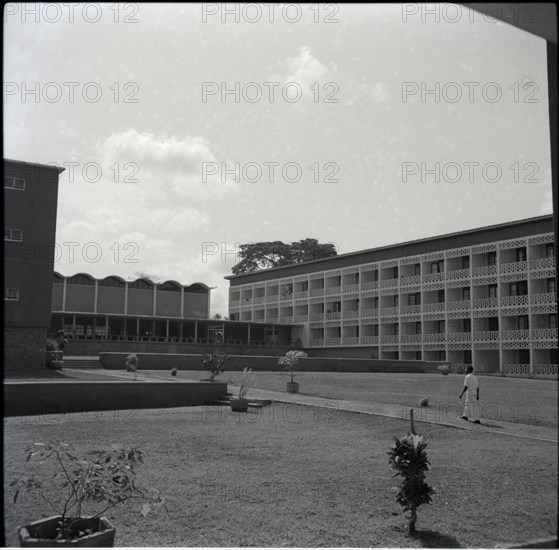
[153,285,157,317]
[194,321,198,342]
[124,282,128,315]
[94,280,98,313]
[105,316,109,340]
[166,319,169,340]
[62,277,67,311]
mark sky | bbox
[4,3,553,315]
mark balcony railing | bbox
[380,306,399,317]
[422,302,445,312]
[499,261,528,273]
[446,300,471,311]
[309,313,324,322]
[324,312,342,321]
[423,333,446,342]
[229,300,240,307]
[265,295,278,303]
[309,338,324,347]
[253,296,265,304]
[401,334,422,343]
[278,316,293,323]
[360,281,379,291]
[380,278,399,288]
[343,310,359,319]
[472,265,497,277]
[447,332,472,342]
[531,292,556,305]
[400,275,421,286]
[501,329,530,341]
[473,331,500,341]
[324,337,341,346]
[531,329,558,340]
[500,295,529,307]
[360,335,379,344]
[422,272,445,283]
[309,288,324,297]
[294,291,308,300]
[446,269,470,281]
[529,257,555,270]
[360,308,379,319]
[380,335,399,344]
[400,305,421,315]
[293,315,309,323]
[324,286,341,296]
[342,284,360,294]
[473,298,498,309]
[342,336,360,345]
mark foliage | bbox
[231,238,337,275]
[438,364,450,375]
[201,353,228,381]
[237,367,254,399]
[212,313,229,320]
[134,271,162,284]
[125,354,140,380]
[387,433,435,534]
[15,442,165,540]
[46,338,60,352]
[278,350,308,383]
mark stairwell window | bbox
[4,176,25,190]
[4,229,23,242]
[4,288,20,301]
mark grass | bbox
[4,402,557,547]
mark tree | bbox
[212,314,229,320]
[134,271,162,284]
[231,239,337,275]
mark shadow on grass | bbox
[411,529,462,548]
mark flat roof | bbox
[4,158,66,173]
[225,214,554,282]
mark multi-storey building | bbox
[4,159,65,371]
[226,215,557,375]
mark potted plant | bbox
[278,350,307,393]
[125,354,140,380]
[45,338,64,370]
[14,441,165,547]
[230,367,254,412]
[201,353,228,381]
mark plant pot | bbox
[18,515,115,547]
[286,382,299,393]
[45,351,63,365]
[230,398,249,412]
[49,360,64,370]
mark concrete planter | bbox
[18,515,115,547]
[230,398,249,412]
[286,382,299,393]
[49,360,64,370]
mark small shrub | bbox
[201,353,228,381]
[125,354,139,380]
[237,367,254,399]
[278,350,307,384]
[438,365,450,376]
[171,368,178,376]
[387,433,435,534]
[419,398,429,407]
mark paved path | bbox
[64,368,558,443]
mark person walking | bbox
[459,366,480,424]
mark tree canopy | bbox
[231,238,337,275]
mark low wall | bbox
[4,380,227,417]
[63,339,293,357]
[99,352,443,374]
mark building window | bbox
[394,323,399,336]
[431,261,444,274]
[301,282,308,291]
[437,320,445,333]
[392,267,398,279]
[518,316,529,330]
[546,243,554,258]
[4,288,20,300]
[550,314,557,329]
[438,289,445,303]
[515,247,527,262]
[393,295,399,307]
[373,270,379,282]
[488,284,498,298]
[409,294,416,306]
[488,317,499,331]
[461,256,470,270]
[509,282,527,296]
[415,322,422,334]
[462,287,470,301]
[464,350,472,364]
[438,351,446,361]
[374,297,379,308]
[463,319,471,332]
[416,351,422,360]
[487,251,497,266]
[4,228,23,242]
[4,176,25,190]
[547,278,556,294]
[414,263,421,276]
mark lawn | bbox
[4,402,557,547]
[141,369,558,428]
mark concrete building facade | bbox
[227,216,557,376]
[4,159,65,372]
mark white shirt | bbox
[464,373,479,394]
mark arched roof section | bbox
[184,282,211,294]
[98,275,126,288]
[53,272,64,283]
[128,278,155,290]
[67,273,96,286]
[158,280,182,292]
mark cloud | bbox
[98,129,240,200]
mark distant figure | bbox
[459,366,480,424]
